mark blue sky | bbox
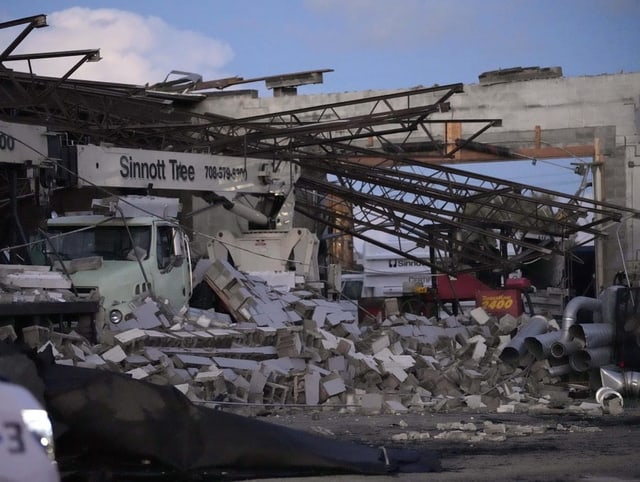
[1,0,638,92]
[0,0,636,193]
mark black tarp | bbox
[0,341,441,479]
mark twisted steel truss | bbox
[0,13,637,275]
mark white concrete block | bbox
[327,355,346,373]
[472,340,487,361]
[249,369,268,394]
[114,328,147,345]
[101,345,127,363]
[126,368,149,380]
[498,313,519,334]
[195,368,224,382]
[470,307,490,325]
[464,395,487,409]
[497,403,516,413]
[385,400,409,412]
[371,334,390,354]
[84,353,106,366]
[322,376,346,397]
[304,371,321,405]
[174,354,213,367]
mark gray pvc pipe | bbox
[560,296,602,339]
[595,387,624,408]
[569,346,612,372]
[550,339,582,358]
[499,315,549,365]
[524,331,562,361]
[551,296,604,358]
[568,323,614,349]
[548,361,573,377]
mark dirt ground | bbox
[237,404,640,482]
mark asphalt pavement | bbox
[240,406,640,482]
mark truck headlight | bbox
[109,309,123,324]
[22,408,56,462]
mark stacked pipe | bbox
[499,315,549,365]
[501,286,625,376]
[567,323,614,372]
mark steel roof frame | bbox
[0,13,638,275]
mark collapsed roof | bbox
[0,14,638,275]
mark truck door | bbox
[152,224,191,310]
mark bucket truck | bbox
[36,143,319,332]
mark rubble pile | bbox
[0,260,611,414]
[0,265,73,302]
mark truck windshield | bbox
[46,226,151,261]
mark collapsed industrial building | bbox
[1,12,640,481]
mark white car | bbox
[0,380,60,482]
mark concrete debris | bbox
[391,431,431,442]
[469,307,490,325]
[0,325,18,344]
[10,259,616,414]
[0,264,72,289]
[388,419,604,445]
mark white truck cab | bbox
[44,196,192,330]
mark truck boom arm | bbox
[74,144,299,228]
[75,144,298,197]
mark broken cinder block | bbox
[0,324,17,342]
[22,325,50,349]
[469,307,490,325]
[101,345,127,364]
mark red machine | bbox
[436,273,533,317]
[344,272,534,322]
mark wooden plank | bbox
[204,267,245,322]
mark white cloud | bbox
[1,7,234,85]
